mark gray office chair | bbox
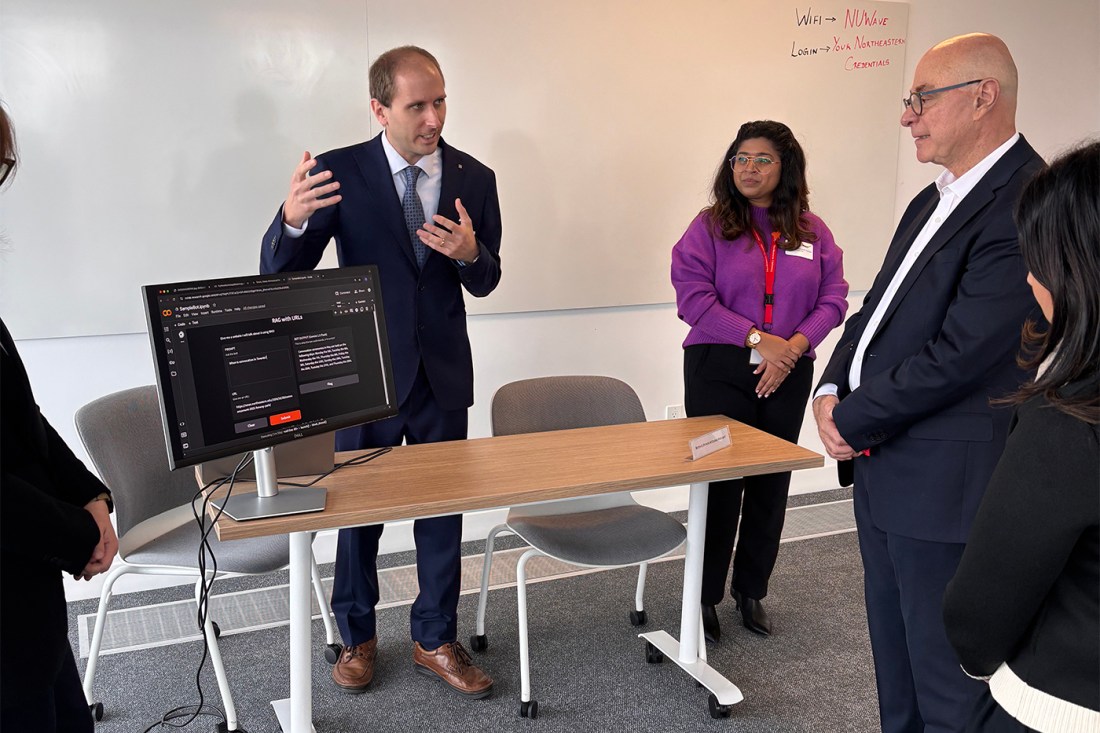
[471,376,686,718]
[75,385,339,730]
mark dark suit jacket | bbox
[818,136,1045,543]
[1,318,109,687]
[260,134,502,412]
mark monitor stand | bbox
[211,446,327,521]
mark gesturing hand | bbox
[282,151,342,229]
[418,198,479,262]
[812,395,857,460]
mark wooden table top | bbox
[210,416,822,541]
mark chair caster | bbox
[629,609,647,626]
[469,634,488,652]
[89,701,104,722]
[519,699,539,718]
[324,643,342,664]
[707,693,733,719]
[645,641,664,664]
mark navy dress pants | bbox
[966,690,1039,733]
[854,482,984,733]
[331,365,467,649]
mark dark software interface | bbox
[143,266,397,470]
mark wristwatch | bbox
[746,329,762,349]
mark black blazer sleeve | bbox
[1,320,105,574]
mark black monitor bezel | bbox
[142,266,398,471]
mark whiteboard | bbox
[0,0,908,338]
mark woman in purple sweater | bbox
[671,120,848,642]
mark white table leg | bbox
[678,481,707,662]
[272,531,316,732]
[639,481,743,707]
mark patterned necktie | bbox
[401,166,428,269]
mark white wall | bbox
[0,0,908,335]
[7,0,1098,602]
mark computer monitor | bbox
[142,265,398,520]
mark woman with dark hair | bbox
[944,140,1100,732]
[671,121,848,640]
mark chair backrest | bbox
[75,385,198,537]
[491,376,645,437]
[492,376,647,517]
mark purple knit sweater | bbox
[671,206,848,359]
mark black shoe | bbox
[701,604,721,643]
[732,590,771,636]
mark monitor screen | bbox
[143,266,397,471]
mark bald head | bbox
[903,33,1020,175]
[928,33,1018,108]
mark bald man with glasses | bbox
[812,34,1044,733]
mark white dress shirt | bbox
[818,132,1020,398]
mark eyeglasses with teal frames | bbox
[903,79,983,116]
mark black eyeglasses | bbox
[0,158,14,187]
[729,155,777,172]
[902,79,983,116]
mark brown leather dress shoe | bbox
[332,638,377,693]
[413,641,493,699]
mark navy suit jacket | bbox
[261,134,502,412]
[818,136,1045,543]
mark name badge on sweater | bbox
[785,242,814,260]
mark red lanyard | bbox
[751,229,781,328]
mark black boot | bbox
[732,589,771,636]
[701,604,721,643]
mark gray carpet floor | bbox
[67,492,878,732]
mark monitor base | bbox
[213,486,327,521]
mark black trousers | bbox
[0,640,93,733]
[684,344,813,603]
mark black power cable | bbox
[140,447,392,731]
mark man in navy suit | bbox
[261,46,500,698]
[812,34,1044,732]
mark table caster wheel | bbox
[519,699,539,718]
[645,641,664,663]
[470,634,488,652]
[629,609,647,626]
[708,692,733,719]
[324,643,342,664]
[89,701,104,722]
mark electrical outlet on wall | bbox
[665,404,685,420]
